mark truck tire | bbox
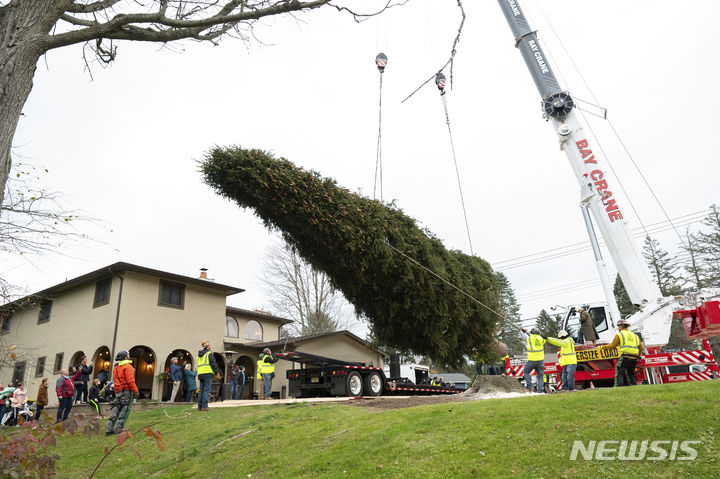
[363,372,383,396]
[346,371,363,396]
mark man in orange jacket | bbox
[105,350,139,435]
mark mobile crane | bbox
[496,0,720,386]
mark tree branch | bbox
[66,0,122,14]
[46,0,334,51]
[401,0,465,104]
[329,0,409,23]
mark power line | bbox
[492,208,710,271]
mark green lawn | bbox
[52,381,720,479]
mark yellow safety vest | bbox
[558,337,577,366]
[256,359,264,379]
[526,334,546,362]
[258,354,275,375]
[618,329,640,356]
[197,350,214,375]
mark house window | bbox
[94,278,112,307]
[11,361,26,386]
[158,280,185,308]
[53,353,64,373]
[225,316,239,338]
[245,320,263,341]
[38,299,53,324]
[0,312,12,334]
[36,357,46,377]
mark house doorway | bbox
[92,346,111,384]
[235,355,255,399]
[129,345,156,399]
[162,349,193,402]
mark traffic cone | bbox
[589,381,595,389]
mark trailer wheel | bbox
[363,372,383,396]
[346,371,363,396]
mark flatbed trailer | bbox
[276,351,461,398]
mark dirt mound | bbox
[347,377,530,411]
[463,375,527,395]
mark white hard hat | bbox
[558,330,569,338]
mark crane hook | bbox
[375,53,388,73]
[435,72,446,94]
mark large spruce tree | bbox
[202,147,500,366]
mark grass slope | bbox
[54,381,720,479]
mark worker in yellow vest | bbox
[196,339,220,411]
[520,327,546,394]
[546,330,577,391]
[600,319,644,387]
[258,348,279,400]
[499,355,509,376]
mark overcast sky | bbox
[3,0,719,332]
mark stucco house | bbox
[0,262,383,402]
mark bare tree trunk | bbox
[0,0,68,208]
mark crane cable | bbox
[435,72,474,256]
[373,53,387,201]
[384,240,506,322]
[532,2,687,249]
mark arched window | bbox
[245,320,263,341]
[225,316,239,338]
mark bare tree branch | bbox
[261,238,354,337]
[329,0,410,23]
[0,162,102,259]
[66,0,123,15]
[401,0,465,104]
[45,1,336,52]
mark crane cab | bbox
[560,303,616,345]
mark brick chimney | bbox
[199,268,208,280]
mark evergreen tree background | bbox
[681,228,707,290]
[642,235,683,296]
[493,272,524,356]
[613,275,640,318]
[695,205,720,287]
[536,309,563,351]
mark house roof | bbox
[224,330,386,356]
[226,306,293,325]
[0,262,245,312]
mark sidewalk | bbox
[207,396,416,408]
